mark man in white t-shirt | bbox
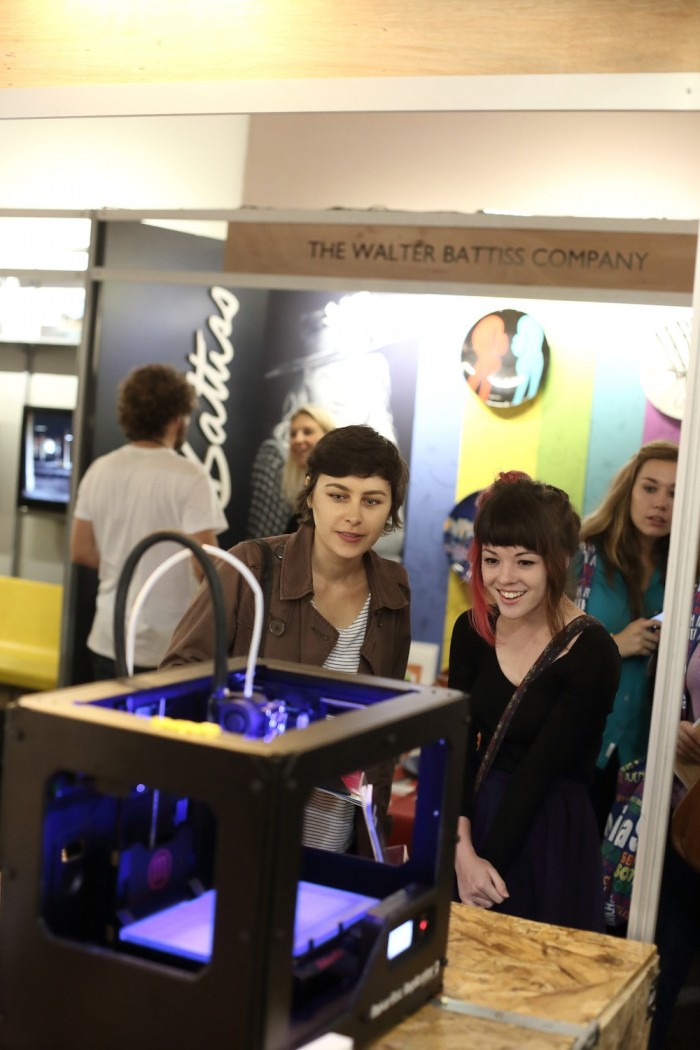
[70,363,228,680]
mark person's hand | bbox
[611,618,661,659]
[677,720,700,764]
[455,836,509,909]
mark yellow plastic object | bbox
[0,576,62,691]
[150,715,222,739]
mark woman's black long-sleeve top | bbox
[448,612,621,873]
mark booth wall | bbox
[0,116,249,210]
[243,111,700,219]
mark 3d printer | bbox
[0,534,469,1049]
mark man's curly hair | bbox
[117,364,196,442]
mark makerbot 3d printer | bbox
[0,537,469,1049]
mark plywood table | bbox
[372,905,658,1049]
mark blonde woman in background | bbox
[246,403,336,538]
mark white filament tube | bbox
[125,544,265,699]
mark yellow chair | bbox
[0,576,63,692]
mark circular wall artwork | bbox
[443,490,483,583]
[639,318,690,421]
[461,309,550,409]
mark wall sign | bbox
[182,285,237,510]
[224,219,697,295]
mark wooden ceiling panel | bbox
[2,0,699,90]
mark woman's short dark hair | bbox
[296,425,409,532]
[117,364,196,442]
[469,471,581,644]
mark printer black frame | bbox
[0,657,468,1050]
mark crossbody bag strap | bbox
[474,613,598,795]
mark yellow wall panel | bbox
[442,389,543,663]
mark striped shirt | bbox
[302,594,371,852]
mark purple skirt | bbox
[471,770,605,933]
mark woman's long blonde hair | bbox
[580,439,678,618]
[281,404,336,506]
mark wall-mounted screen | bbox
[17,406,74,512]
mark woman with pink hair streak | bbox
[449,471,620,931]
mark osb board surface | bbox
[444,906,657,1025]
[2,0,700,88]
[372,1002,576,1049]
[595,967,654,1050]
[370,906,657,1049]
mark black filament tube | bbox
[113,530,228,699]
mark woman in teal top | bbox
[574,440,678,833]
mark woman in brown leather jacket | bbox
[161,424,411,855]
